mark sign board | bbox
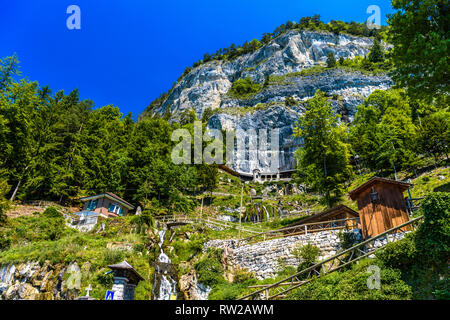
[105,291,115,300]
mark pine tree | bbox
[368,38,384,63]
[294,90,353,207]
[350,89,420,175]
[327,52,336,68]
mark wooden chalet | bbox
[349,177,411,238]
[281,204,359,235]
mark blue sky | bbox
[0,0,395,119]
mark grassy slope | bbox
[0,213,156,300]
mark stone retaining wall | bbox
[205,230,409,280]
[206,230,342,280]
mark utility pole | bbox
[239,181,244,240]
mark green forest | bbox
[0,0,449,219]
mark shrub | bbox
[292,243,321,272]
[327,52,336,68]
[376,233,417,270]
[338,230,362,250]
[0,236,11,251]
[228,77,262,98]
[194,248,225,287]
[103,249,125,265]
[285,96,297,106]
[96,270,114,287]
[42,207,62,218]
[415,192,450,265]
[292,243,321,264]
[209,282,245,300]
[233,269,255,284]
[288,259,412,300]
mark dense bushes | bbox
[0,207,74,248]
[376,233,418,270]
[0,179,9,226]
[292,243,321,272]
[172,232,205,264]
[375,192,450,299]
[415,192,450,265]
[288,259,412,300]
[194,248,225,287]
[378,192,450,271]
[227,77,262,99]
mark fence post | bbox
[305,225,308,235]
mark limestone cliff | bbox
[148,29,393,174]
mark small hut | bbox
[282,204,359,235]
[349,177,411,238]
[108,260,144,300]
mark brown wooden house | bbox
[281,204,359,235]
[349,177,411,238]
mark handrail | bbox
[238,215,423,300]
[238,217,359,245]
[154,215,262,235]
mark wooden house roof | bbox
[348,177,411,200]
[108,260,144,281]
[285,204,359,227]
[79,192,135,210]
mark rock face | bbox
[0,261,82,300]
[179,270,211,300]
[149,29,392,174]
[154,30,390,117]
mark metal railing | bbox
[237,217,360,246]
[154,215,263,235]
[238,215,423,300]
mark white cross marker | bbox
[85,284,93,297]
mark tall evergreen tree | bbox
[350,89,420,175]
[294,90,353,207]
[368,38,384,63]
[327,52,336,68]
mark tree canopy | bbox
[388,0,449,100]
[294,90,353,207]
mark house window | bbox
[87,199,98,211]
[108,203,123,216]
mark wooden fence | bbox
[238,217,360,246]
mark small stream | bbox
[153,229,178,300]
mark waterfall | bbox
[0,265,16,294]
[263,206,270,221]
[153,228,177,300]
